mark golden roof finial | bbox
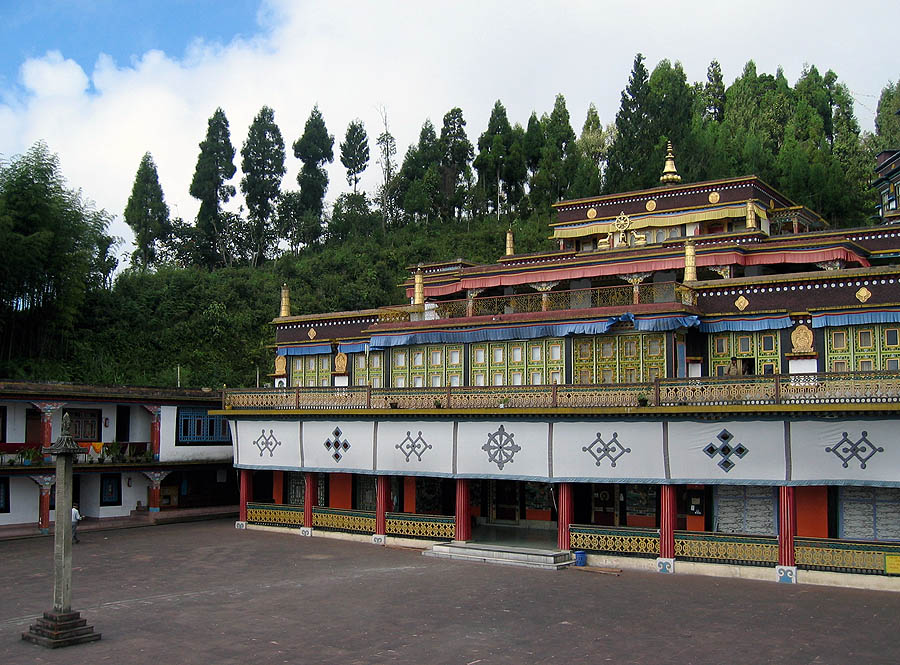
[505,227,515,256]
[413,265,425,306]
[279,283,291,317]
[659,141,682,186]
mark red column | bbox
[660,485,676,559]
[150,408,161,461]
[273,471,284,505]
[40,410,53,463]
[239,469,253,522]
[376,475,389,535]
[39,486,51,534]
[557,482,573,551]
[304,472,317,528]
[148,485,161,512]
[779,486,796,566]
[455,478,471,541]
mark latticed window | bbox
[826,325,900,372]
[709,331,780,376]
[177,407,231,444]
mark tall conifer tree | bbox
[124,152,170,268]
[241,105,286,267]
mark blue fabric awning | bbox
[698,315,794,333]
[633,315,699,332]
[276,343,332,356]
[811,309,900,328]
[337,342,368,354]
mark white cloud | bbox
[0,0,897,265]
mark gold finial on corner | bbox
[279,283,291,317]
[659,141,682,186]
[413,265,425,306]
[505,227,515,257]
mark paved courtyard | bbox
[2,520,899,664]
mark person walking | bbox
[72,503,82,544]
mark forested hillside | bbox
[2,56,899,387]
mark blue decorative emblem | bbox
[657,558,674,574]
[776,566,797,584]
[825,431,883,469]
[324,427,351,462]
[253,429,281,457]
[583,431,631,468]
[396,430,432,462]
[703,429,748,472]
[482,425,521,470]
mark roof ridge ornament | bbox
[660,141,682,186]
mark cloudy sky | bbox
[1,0,897,263]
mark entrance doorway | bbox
[492,480,519,523]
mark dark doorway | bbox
[116,405,131,442]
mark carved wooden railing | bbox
[569,524,660,558]
[246,502,305,528]
[385,512,455,540]
[311,506,376,533]
[434,282,678,319]
[674,530,779,567]
[223,371,900,411]
[794,536,900,576]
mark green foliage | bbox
[605,54,655,193]
[240,105,286,267]
[124,152,170,268]
[293,105,335,220]
[189,107,237,268]
[875,78,900,149]
[340,119,370,193]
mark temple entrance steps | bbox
[424,542,574,570]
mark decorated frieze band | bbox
[230,418,897,486]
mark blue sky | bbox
[0,1,261,90]
[0,1,897,265]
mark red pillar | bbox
[557,482,573,551]
[778,486,796,566]
[148,485,161,512]
[239,469,253,522]
[659,485,676,559]
[150,408,161,461]
[40,410,53,463]
[273,471,284,505]
[376,475,389,535]
[304,472,317,528]
[455,478,471,541]
[39,486,51,534]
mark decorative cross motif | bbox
[482,425,521,470]
[583,432,631,468]
[703,429,748,473]
[825,431,884,469]
[253,429,282,457]
[396,430,432,462]
[324,427,351,462]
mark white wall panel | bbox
[302,421,375,473]
[457,421,549,480]
[553,421,665,481]
[792,420,900,484]
[234,420,300,469]
[375,421,454,476]
[669,420,785,482]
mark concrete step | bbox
[425,542,574,570]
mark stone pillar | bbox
[777,486,798,583]
[557,482,573,551]
[32,475,54,535]
[658,485,676,571]
[142,471,171,513]
[304,472,317,528]
[376,475,389,536]
[454,478,471,542]
[239,469,253,523]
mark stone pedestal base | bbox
[300,527,313,537]
[372,534,386,545]
[22,610,101,648]
[776,565,798,583]
[656,557,675,574]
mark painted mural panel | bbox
[668,420,785,482]
[552,421,665,482]
[791,420,900,485]
[375,421,454,476]
[232,419,300,469]
[302,421,375,473]
[456,421,549,480]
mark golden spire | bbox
[683,239,697,282]
[279,283,291,317]
[505,227,515,256]
[413,266,425,305]
[659,141,682,186]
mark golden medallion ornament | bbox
[334,352,348,374]
[645,199,657,212]
[614,211,631,232]
[856,287,872,303]
[274,354,287,376]
[307,327,317,340]
[790,324,814,354]
[708,191,720,204]
[586,207,597,219]
[734,295,749,311]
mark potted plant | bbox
[19,446,42,466]
[636,394,649,407]
[105,440,125,463]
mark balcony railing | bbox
[433,282,679,319]
[223,370,900,411]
